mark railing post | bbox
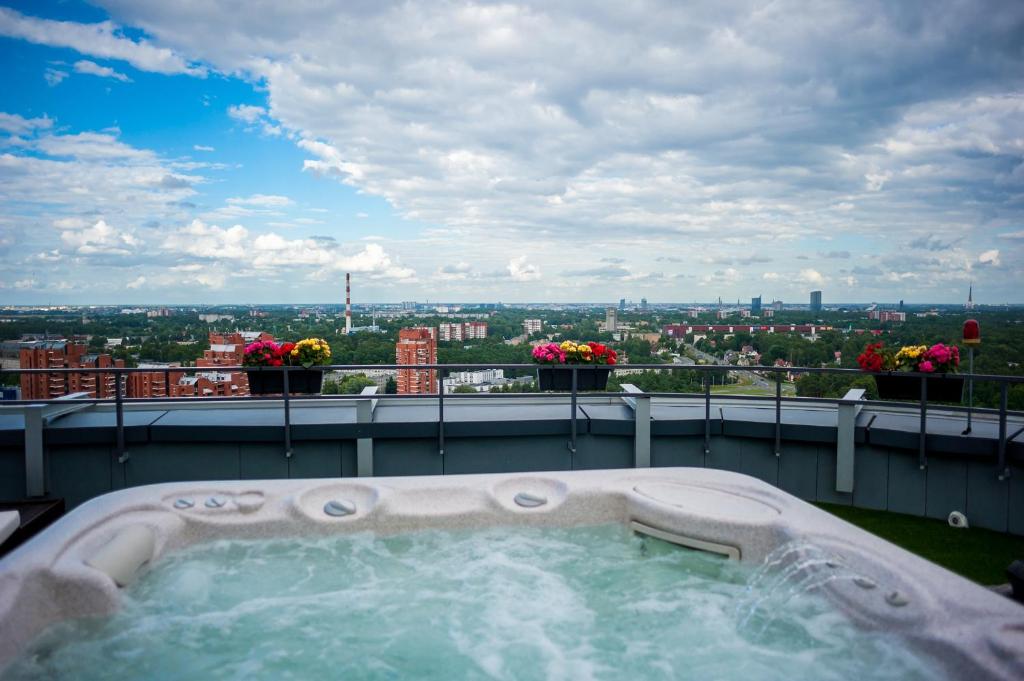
[568,367,578,460]
[621,384,650,468]
[998,382,1010,481]
[282,368,292,459]
[438,367,446,465]
[703,375,711,457]
[836,388,865,493]
[115,373,128,464]
[163,369,171,399]
[356,386,377,477]
[774,376,782,458]
[24,405,45,497]
[918,375,927,470]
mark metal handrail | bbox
[2,362,1021,488]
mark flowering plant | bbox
[532,341,617,365]
[532,342,566,364]
[858,342,959,373]
[290,338,331,368]
[243,340,284,367]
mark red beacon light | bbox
[962,319,980,345]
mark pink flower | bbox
[919,360,934,373]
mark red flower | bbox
[280,342,295,354]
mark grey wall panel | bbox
[288,441,344,479]
[650,437,705,468]
[738,439,778,487]
[444,436,572,475]
[46,445,113,509]
[816,445,852,505]
[574,435,633,471]
[965,461,1009,533]
[777,442,818,501]
[125,442,241,486]
[373,438,443,477]
[0,447,25,499]
[239,443,289,480]
[340,442,357,478]
[924,458,968,520]
[705,437,742,473]
[1008,465,1024,536]
[887,451,927,516]
[852,446,888,510]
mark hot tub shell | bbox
[0,467,1022,678]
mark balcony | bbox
[1,364,1022,535]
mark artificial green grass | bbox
[815,503,1024,585]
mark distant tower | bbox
[605,307,618,332]
[640,297,648,311]
[345,273,352,335]
[618,298,626,311]
[751,296,762,316]
[810,290,822,313]
[966,283,974,310]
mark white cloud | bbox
[43,68,68,86]
[0,112,53,135]
[193,144,215,152]
[60,219,138,255]
[73,59,131,82]
[227,104,267,124]
[797,269,826,285]
[0,7,205,76]
[507,256,540,281]
[978,249,1000,266]
[126,275,146,289]
[226,193,292,207]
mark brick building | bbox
[396,328,437,394]
[438,322,487,341]
[19,341,124,400]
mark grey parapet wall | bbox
[0,396,1021,534]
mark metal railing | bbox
[2,363,1023,490]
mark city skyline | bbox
[1,1,1022,304]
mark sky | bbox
[0,0,1022,305]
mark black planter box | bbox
[536,366,611,392]
[246,369,324,395]
[874,373,964,402]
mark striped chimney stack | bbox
[345,273,352,335]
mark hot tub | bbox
[0,468,1021,679]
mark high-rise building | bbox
[438,322,488,341]
[618,298,626,311]
[640,298,648,311]
[125,363,185,398]
[751,296,762,316]
[194,331,268,396]
[19,341,124,400]
[605,307,618,331]
[772,300,783,312]
[523,319,543,335]
[810,290,822,312]
[867,311,906,323]
[966,283,974,310]
[899,300,904,311]
[396,328,437,394]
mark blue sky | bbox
[0,1,1022,304]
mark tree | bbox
[452,384,478,393]
[384,376,397,394]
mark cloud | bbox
[0,112,53,135]
[819,250,851,259]
[996,230,1024,240]
[60,219,138,255]
[978,249,1000,266]
[507,256,540,281]
[226,193,292,207]
[0,7,205,76]
[797,269,826,285]
[43,68,68,86]
[227,104,267,124]
[73,59,131,82]
[193,144,215,152]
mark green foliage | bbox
[451,384,478,393]
[323,373,377,395]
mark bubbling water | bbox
[3,525,945,681]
